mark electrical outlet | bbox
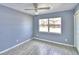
[65,38,68,42]
[16,40,19,43]
[36,35,39,36]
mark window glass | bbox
[39,19,48,32]
[49,17,61,33]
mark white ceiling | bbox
[1,3,77,15]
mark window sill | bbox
[38,31,61,35]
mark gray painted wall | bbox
[73,4,79,13]
[0,5,33,52]
[33,10,74,45]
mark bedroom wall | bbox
[33,10,74,45]
[0,5,33,52]
[73,4,79,13]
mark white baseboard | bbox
[0,38,32,54]
[0,37,74,54]
[33,37,74,47]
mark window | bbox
[39,19,48,32]
[49,17,61,33]
[39,17,61,34]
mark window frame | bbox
[38,18,49,32]
[38,17,62,34]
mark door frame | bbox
[74,10,79,53]
[74,10,79,47]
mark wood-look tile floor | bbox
[1,39,78,55]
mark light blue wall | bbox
[33,10,74,45]
[0,5,33,52]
